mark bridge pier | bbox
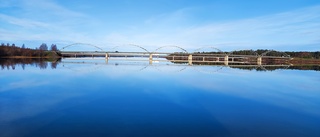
[257,56,262,65]
[188,54,193,65]
[149,54,153,65]
[105,53,109,59]
[224,55,229,65]
[105,53,108,64]
[106,53,109,64]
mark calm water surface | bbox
[0,59,320,137]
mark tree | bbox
[50,44,58,51]
[39,43,48,51]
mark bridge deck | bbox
[60,51,291,59]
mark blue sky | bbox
[0,0,320,51]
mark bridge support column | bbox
[105,53,109,59]
[149,54,153,65]
[188,54,193,65]
[257,56,262,65]
[105,53,109,64]
[224,55,229,66]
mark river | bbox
[0,58,319,137]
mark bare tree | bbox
[39,43,48,51]
[50,44,58,51]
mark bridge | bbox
[59,43,292,66]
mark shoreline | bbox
[1,56,319,65]
[0,56,61,59]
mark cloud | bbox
[102,5,320,51]
[0,1,319,51]
[21,0,85,18]
[0,0,97,44]
[0,14,49,28]
[0,0,19,8]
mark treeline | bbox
[285,51,320,59]
[0,43,60,57]
[197,49,320,59]
[234,49,320,59]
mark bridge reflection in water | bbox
[60,59,292,74]
[61,51,291,66]
[3,57,315,73]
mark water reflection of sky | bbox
[0,60,319,137]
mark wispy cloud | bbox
[0,0,94,43]
[0,1,319,51]
[0,13,49,28]
[103,5,320,51]
[21,0,85,18]
[0,0,19,8]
